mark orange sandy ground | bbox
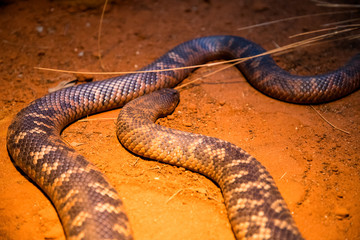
[0,0,359,239]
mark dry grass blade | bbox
[175,60,242,90]
[312,0,360,8]
[280,26,358,47]
[35,25,359,79]
[178,26,359,89]
[310,105,350,134]
[97,0,108,71]
[289,24,360,38]
[166,189,183,204]
[237,10,356,31]
[288,34,360,50]
[289,27,340,38]
[322,18,360,27]
[347,33,360,40]
[279,172,287,180]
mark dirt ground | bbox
[0,0,359,239]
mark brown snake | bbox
[116,88,301,240]
[6,35,360,239]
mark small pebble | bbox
[92,50,101,58]
[167,115,175,120]
[37,50,46,56]
[196,188,207,195]
[335,206,349,220]
[183,121,192,127]
[70,142,84,147]
[36,25,44,33]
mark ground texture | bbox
[0,0,359,239]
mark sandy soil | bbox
[0,0,359,239]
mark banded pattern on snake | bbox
[116,88,302,239]
[6,35,360,240]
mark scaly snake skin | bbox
[6,35,360,240]
[117,88,301,239]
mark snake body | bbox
[6,35,360,240]
[117,88,302,239]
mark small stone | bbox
[183,121,192,127]
[335,206,349,220]
[92,50,101,58]
[36,25,44,33]
[195,188,207,195]
[219,100,226,106]
[70,142,84,147]
[75,70,94,82]
[331,166,339,172]
[37,50,46,57]
[167,115,175,120]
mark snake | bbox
[6,35,360,240]
[117,88,303,239]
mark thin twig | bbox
[175,60,242,90]
[97,0,108,71]
[310,105,350,134]
[35,25,359,76]
[166,189,183,204]
[289,24,360,38]
[237,10,357,31]
[176,26,359,89]
[312,0,360,8]
[348,33,360,40]
[289,26,347,38]
[279,172,287,180]
[149,166,162,171]
[322,18,360,27]
[131,158,139,167]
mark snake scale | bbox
[7,35,360,240]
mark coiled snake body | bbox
[117,88,302,240]
[6,36,360,240]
